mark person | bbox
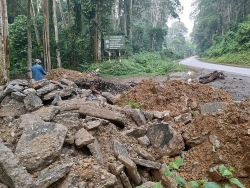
[31,59,47,81]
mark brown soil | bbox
[43,68,250,186]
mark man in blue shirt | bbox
[31,59,47,81]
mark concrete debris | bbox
[0,77,249,187]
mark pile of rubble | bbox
[0,76,249,188]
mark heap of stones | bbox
[0,78,235,188]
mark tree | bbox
[27,0,32,78]
[53,0,62,68]
[0,0,10,85]
[42,0,51,71]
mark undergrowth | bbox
[85,52,187,78]
[202,51,250,67]
[135,158,245,188]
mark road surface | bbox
[180,56,250,76]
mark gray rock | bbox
[84,120,102,130]
[51,95,62,105]
[23,88,37,95]
[109,162,125,175]
[0,138,35,188]
[74,128,95,147]
[54,112,81,128]
[136,147,155,161]
[0,99,26,117]
[0,90,7,103]
[102,92,115,104]
[209,135,220,148]
[30,79,50,89]
[79,89,92,98]
[79,105,125,128]
[87,138,104,164]
[147,123,185,156]
[124,128,147,138]
[57,173,79,188]
[174,113,192,124]
[56,98,87,111]
[143,110,154,121]
[42,87,73,101]
[119,171,133,188]
[129,108,147,126]
[24,93,43,111]
[15,122,67,172]
[36,161,73,188]
[9,79,29,86]
[61,78,78,88]
[131,158,161,169]
[4,84,22,94]
[200,102,226,115]
[0,182,8,188]
[138,135,151,146]
[11,91,26,101]
[153,110,170,119]
[114,141,129,157]
[207,166,224,182]
[32,106,60,121]
[19,113,44,128]
[36,83,58,96]
[118,155,141,186]
[95,168,117,188]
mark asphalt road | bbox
[180,56,250,76]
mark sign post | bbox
[104,36,125,64]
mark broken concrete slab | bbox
[84,120,102,130]
[0,138,35,188]
[11,91,26,101]
[36,161,73,188]
[131,158,161,169]
[200,102,226,115]
[57,172,79,188]
[30,79,50,89]
[118,155,141,186]
[0,99,26,117]
[36,83,58,96]
[138,135,151,146]
[19,113,44,128]
[87,138,104,164]
[128,108,147,126]
[32,106,60,121]
[123,128,147,138]
[119,171,133,188]
[109,162,125,175]
[147,123,184,156]
[114,141,129,157]
[75,128,95,147]
[23,93,43,111]
[15,122,67,172]
[102,92,116,104]
[79,105,125,128]
[136,147,155,161]
[42,87,73,101]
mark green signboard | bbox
[104,35,125,50]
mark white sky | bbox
[168,0,194,35]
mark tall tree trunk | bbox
[94,13,98,63]
[31,0,42,57]
[67,0,71,28]
[27,0,32,79]
[129,0,133,44]
[0,0,10,85]
[124,0,127,36]
[58,0,66,27]
[42,0,51,71]
[53,0,62,68]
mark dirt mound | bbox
[115,79,233,116]
[45,68,96,82]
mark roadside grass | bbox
[202,51,250,68]
[86,53,187,78]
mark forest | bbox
[1,0,250,84]
[191,0,250,66]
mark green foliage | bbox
[86,52,186,78]
[125,100,140,109]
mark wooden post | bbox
[118,50,122,64]
[108,50,111,64]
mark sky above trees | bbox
[168,0,193,35]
